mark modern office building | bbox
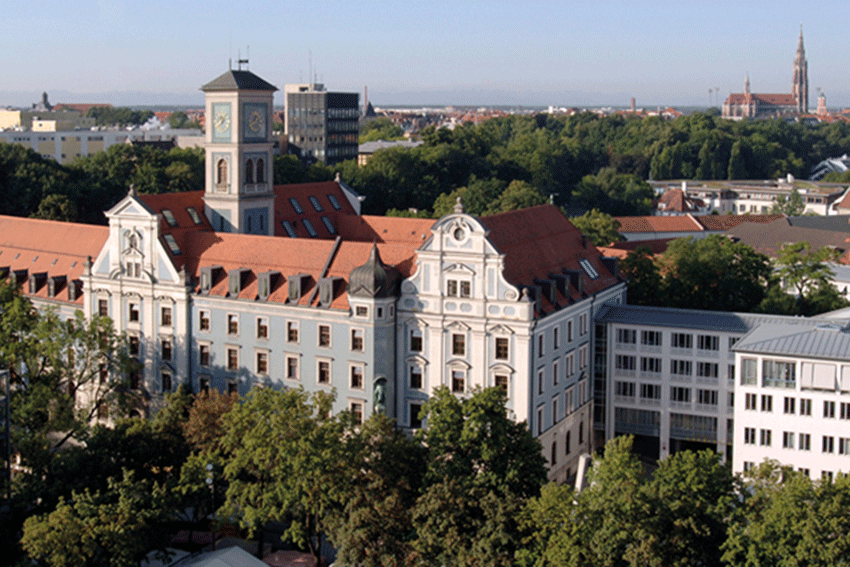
[284,83,359,165]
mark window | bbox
[641,357,661,373]
[227,348,238,371]
[495,374,508,395]
[553,327,560,350]
[640,383,661,400]
[199,344,210,367]
[289,197,304,214]
[579,421,584,444]
[318,325,331,347]
[745,393,757,410]
[744,427,756,444]
[799,433,811,451]
[615,355,636,371]
[760,429,772,446]
[743,462,755,472]
[728,392,734,408]
[287,321,299,343]
[253,351,268,375]
[672,333,692,349]
[302,219,318,237]
[318,361,330,384]
[452,334,466,356]
[495,337,509,360]
[552,398,559,423]
[553,361,559,387]
[538,334,545,357]
[227,314,238,335]
[327,194,342,210]
[697,389,718,406]
[355,306,368,317]
[460,281,471,298]
[801,398,812,416]
[763,359,796,388]
[728,365,735,381]
[565,352,575,376]
[129,303,139,323]
[615,381,636,398]
[199,310,210,331]
[579,314,588,336]
[579,345,588,369]
[129,336,140,356]
[741,358,757,385]
[447,280,458,297]
[186,207,202,225]
[841,402,850,420]
[697,362,719,379]
[161,306,172,327]
[784,397,796,414]
[286,355,299,380]
[161,371,172,392]
[350,365,364,389]
[565,430,571,455]
[217,159,228,185]
[98,299,108,317]
[697,335,719,351]
[410,403,423,429]
[351,329,364,352]
[350,402,363,425]
[823,436,835,453]
[670,387,691,403]
[281,221,297,237]
[783,431,795,449]
[824,401,836,418]
[839,438,850,455]
[761,394,773,412]
[670,360,692,376]
[161,339,172,361]
[410,366,423,389]
[538,370,544,395]
[452,370,465,393]
[565,388,574,414]
[616,328,636,344]
[642,330,662,346]
[255,317,268,339]
[567,320,573,341]
[410,330,423,352]
[227,380,238,395]
[308,195,323,212]
[551,441,557,466]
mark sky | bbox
[3,0,849,109]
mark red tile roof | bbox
[0,216,108,305]
[482,205,621,310]
[614,215,704,234]
[271,181,359,238]
[336,215,434,244]
[695,214,785,231]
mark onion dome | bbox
[347,243,400,298]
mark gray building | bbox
[284,83,359,165]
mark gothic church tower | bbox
[792,26,808,114]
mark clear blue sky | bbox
[3,0,848,108]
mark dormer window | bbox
[579,259,599,280]
[186,207,202,225]
[321,216,336,235]
[281,221,297,237]
[309,196,323,212]
[163,234,181,255]
[303,219,318,237]
[327,194,342,210]
[289,198,304,214]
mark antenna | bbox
[229,32,232,69]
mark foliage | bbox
[219,387,350,561]
[167,110,200,129]
[360,117,405,142]
[770,186,806,215]
[773,241,846,315]
[21,470,172,567]
[822,169,850,183]
[411,387,547,565]
[572,167,654,216]
[620,246,662,306]
[570,208,625,247]
[183,389,239,454]
[85,106,154,126]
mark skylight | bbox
[281,221,297,237]
[579,258,599,280]
[302,219,318,237]
[186,207,202,225]
[163,234,181,255]
[162,209,178,227]
[321,216,336,235]
[327,194,342,210]
[308,196,324,212]
[289,198,304,214]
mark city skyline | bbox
[3,0,849,109]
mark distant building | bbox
[284,83,359,165]
[722,28,809,119]
[810,154,850,181]
[358,139,423,165]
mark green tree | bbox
[412,387,546,566]
[770,187,806,215]
[219,387,349,561]
[484,179,548,215]
[773,241,845,315]
[360,117,405,142]
[21,470,172,567]
[572,167,654,216]
[570,208,625,247]
[620,246,663,306]
[31,193,78,222]
[182,389,239,454]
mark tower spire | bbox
[793,25,808,113]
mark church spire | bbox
[793,25,808,113]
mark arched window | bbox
[245,158,254,184]
[256,158,265,183]
[216,159,228,185]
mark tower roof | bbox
[201,70,277,92]
[347,243,400,299]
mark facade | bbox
[0,68,626,482]
[722,29,809,119]
[284,83,359,165]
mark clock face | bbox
[243,103,267,139]
[248,109,265,134]
[211,103,231,142]
[214,110,231,132]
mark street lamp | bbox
[205,462,215,515]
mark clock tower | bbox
[201,68,277,235]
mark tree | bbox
[771,187,805,216]
[773,241,846,315]
[659,235,772,312]
[325,414,424,567]
[620,246,662,306]
[21,470,172,567]
[412,387,547,565]
[484,179,548,215]
[182,389,239,454]
[570,208,625,247]
[219,387,349,561]
[572,168,654,216]
[360,117,405,143]
[31,193,78,222]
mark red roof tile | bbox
[614,215,704,234]
[336,215,434,244]
[695,214,785,231]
